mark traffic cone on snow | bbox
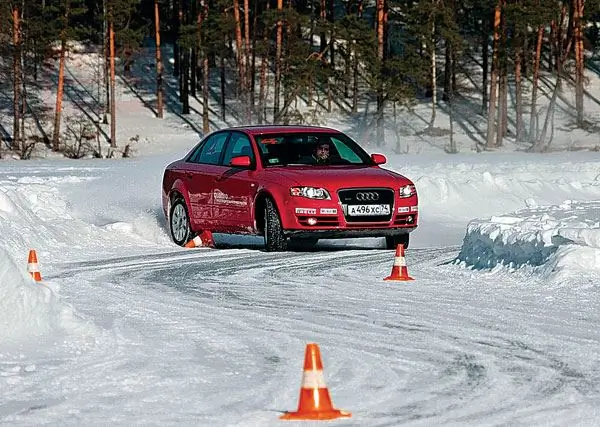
[184,230,215,248]
[280,343,351,421]
[384,244,414,281]
[27,249,42,282]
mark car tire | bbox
[385,234,409,250]
[170,197,193,246]
[264,198,287,252]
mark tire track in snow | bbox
[49,245,600,425]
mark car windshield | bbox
[255,133,373,167]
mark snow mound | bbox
[455,200,600,278]
[0,177,168,259]
[0,248,98,345]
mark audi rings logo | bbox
[355,191,379,201]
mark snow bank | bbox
[0,172,168,260]
[0,247,97,345]
[455,200,600,278]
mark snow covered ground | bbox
[1,148,600,425]
[1,47,600,425]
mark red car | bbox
[161,125,418,251]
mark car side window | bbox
[330,136,363,164]
[221,132,255,166]
[189,132,230,164]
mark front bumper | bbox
[280,187,418,239]
[285,226,417,239]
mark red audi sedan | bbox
[161,125,418,251]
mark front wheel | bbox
[386,234,409,250]
[170,198,192,246]
[264,198,288,252]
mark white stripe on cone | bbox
[301,369,327,389]
[27,262,39,272]
[393,257,407,267]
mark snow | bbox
[1,49,600,424]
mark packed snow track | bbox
[3,245,592,425]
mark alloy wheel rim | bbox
[171,204,188,242]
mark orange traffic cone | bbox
[384,244,414,281]
[27,249,42,282]
[280,343,351,421]
[184,230,215,248]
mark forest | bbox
[0,0,599,158]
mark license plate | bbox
[347,204,391,216]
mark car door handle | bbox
[186,173,194,179]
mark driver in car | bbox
[313,141,331,164]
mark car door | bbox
[212,131,258,232]
[182,131,230,229]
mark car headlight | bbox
[399,184,416,198]
[290,187,331,200]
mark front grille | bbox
[337,188,394,223]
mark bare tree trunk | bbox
[258,2,269,124]
[244,0,251,121]
[52,35,67,151]
[375,0,385,145]
[496,3,507,147]
[102,0,109,123]
[351,0,363,113]
[328,0,335,68]
[109,19,117,148]
[12,7,21,150]
[203,55,209,133]
[173,0,181,77]
[220,49,226,121]
[515,33,524,141]
[429,22,436,128]
[233,0,246,94]
[182,49,190,114]
[19,0,26,151]
[485,1,501,148]
[481,15,489,116]
[155,0,164,118]
[496,65,507,146]
[443,38,452,102]
[574,0,584,126]
[273,0,283,122]
[529,25,544,144]
[448,93,456,153]
[178,1,184,101]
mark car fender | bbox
[252,183,289,232]
[168,178,193,219]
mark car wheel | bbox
[170,197,192,246]
[386,234,409,250]
[264,198,287,252]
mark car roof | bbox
[225,125,341,136]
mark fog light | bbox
[307,217,318,226]
[407,215,414,223]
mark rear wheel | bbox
[170,198,192,246]
[264,198,287,252]
[385,233,409,250]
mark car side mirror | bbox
[371,153,387,165]
[230,155,252,168]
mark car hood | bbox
[267,165,411,188]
